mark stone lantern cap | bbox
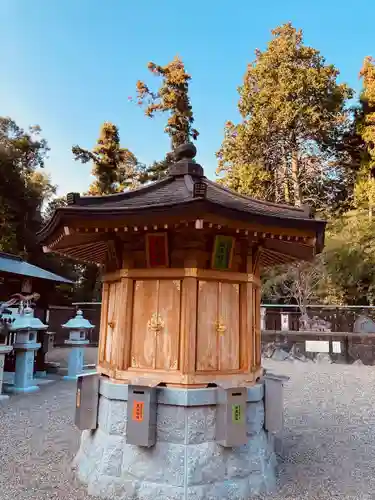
[10,307,48,331]
[62,310,94,330]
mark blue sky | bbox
[1,0,373,196]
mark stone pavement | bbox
[1,357,375,499]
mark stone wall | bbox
[73,379,277,500]
[262,331,375,365]
[263,305,375,333]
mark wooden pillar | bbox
[180,253,198,385]
[253,282,261,369]
[34,283,49,375]
[247,251,261,372]
[98,282,109,368]
[112,273,134,373]
[252,250,262,369]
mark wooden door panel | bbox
[156,280,181,370]
[131,280,158,369]
[105,281,120,363]
[196,281,218,371]
[218,282,240,370]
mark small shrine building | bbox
[38,143,326,388]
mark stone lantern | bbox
[39,143,326,499]
[0,310,14,400]
[62,310,93,380]
[7,307,46,393]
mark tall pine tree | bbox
[136,56,199,181]
[72,122,141,195]
[217,23,353,213]
[72,123,143,300]
[353,57,375,217]
[0,117,55,257]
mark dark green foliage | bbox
[43,196,68,223]
[136,56,199,183]
[136,56,199,150]
[140,154,173,183]
[72,122,142,195]
[0,117,55,258]
[218,23,354,214]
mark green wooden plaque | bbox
[212,235,234,270]
[232,404,244,424]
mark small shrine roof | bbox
[62,310,94,330]
[0,252,72,283]
[37,143,326,266]
[38,143,325,241]
[10,307,48,331]
[51,176,311,219]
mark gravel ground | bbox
[1,356,375,499]
[0,380,91,500]
[261,359,375,500]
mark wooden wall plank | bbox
[196,281,218,371]
[218,282,240,370]
[112,277,134,370]
[130,280,158,369]
[156,280,181,370]
[239,283,250,370]
[105,282,119,363]
[180,276,198,376]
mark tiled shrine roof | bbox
[38,143,325,245]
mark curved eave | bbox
[204,178,312,218]
[38,198,326,252]
[0,258,73,283]
[72,177,173,206]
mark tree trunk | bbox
[279,143,290,204]
[281,157,290,203]
[296,295,307,317]
[291,148,302,206]
[369,174,373,220]
[274,166,283,203]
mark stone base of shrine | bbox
[73,379,278,500]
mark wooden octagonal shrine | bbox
[38,144,326,387]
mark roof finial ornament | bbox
[67,192,80,205]
[174,143,197,162]
[168,142,204,178]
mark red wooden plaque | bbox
[146,233,169,268]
